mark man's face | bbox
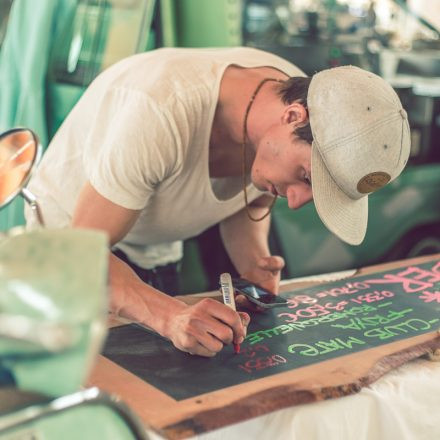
[251,123,313,210]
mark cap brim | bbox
[311,144,368,245]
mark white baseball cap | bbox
[308,65,411,245]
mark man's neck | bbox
[209,66,287,178]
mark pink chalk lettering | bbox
[277,312,298,323]
[366,264,440,293]
[418,290,440,303]
[352,282,371,290]
[295,304,331,318]
[350,290,394,304]
[238,353,287,373]
[324,300,349,311]
[286,295,318,309]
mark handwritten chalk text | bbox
[288,336,366,357]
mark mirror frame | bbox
[0,127,42,210]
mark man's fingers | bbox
[183,341,217,358]
[235,294,265,312]
[238,311,250,338]
[197,298,247,343]
[235,294,249,309]
[238,311,250,328]
[201,315,235,345]
[258,255,285,272]
[174,324,223,356]
[170,298,249,357]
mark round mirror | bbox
[0,128,41,209]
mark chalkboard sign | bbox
[103,260,440,401]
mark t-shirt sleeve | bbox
[82,88,179,210]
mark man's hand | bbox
[109,253,250,358]
[164,299,250,357]
[240,255,285,294]
[74,183,250,358]
[219,197,284,306]
[235,255,285,311]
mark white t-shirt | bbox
[26,47,304,268]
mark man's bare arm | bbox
[220,194,284,294]
[72,182,249,356]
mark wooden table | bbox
[88,254,440,439]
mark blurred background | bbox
[1,0,439,293]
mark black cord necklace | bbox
[242,77,284,222]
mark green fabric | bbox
[0,229,109,397]
[0,197,25,232]
[0,0,77,230]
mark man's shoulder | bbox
[108,47,304,73]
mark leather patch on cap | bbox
[357,172,391,194]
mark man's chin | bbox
[253,182,267,193]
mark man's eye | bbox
[304,174,312,186]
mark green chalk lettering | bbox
[364,327,396,340]
[288,343,320,356]
[335,336,366,349]
[315,339,342,355]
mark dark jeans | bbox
[112,248,181,296]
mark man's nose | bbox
[286,186,313,210]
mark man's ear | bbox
[282,102,308,126]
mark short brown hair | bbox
[277,77,313,144]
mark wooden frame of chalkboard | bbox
[88,254,440,439]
